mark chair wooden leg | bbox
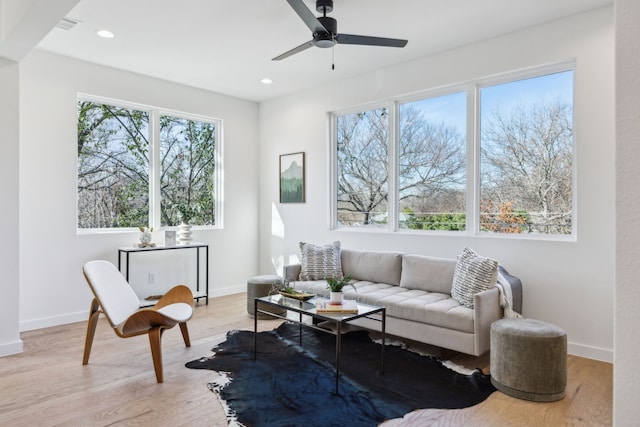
[179,322,191,347]
[148,327,164,383]
[82,298,101,365]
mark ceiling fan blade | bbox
[272,40,315,61]
[336,34,408,48]
[286,0,327,34]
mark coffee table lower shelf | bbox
[253,294,386,395]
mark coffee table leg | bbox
[299,312,303,346]
[335,322,341,395]
[381,309,385,373]
[253,299,258,360]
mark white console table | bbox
[118,243,209,305]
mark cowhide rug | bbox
[186,322,495,427]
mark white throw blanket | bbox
[496,271,522,319]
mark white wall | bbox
[259,7,615,361]
[0,58,23,356]
[614,0,640,423]
[18,50,259,330]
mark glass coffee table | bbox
[254,294,386,394]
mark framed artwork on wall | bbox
[280,152,305,203]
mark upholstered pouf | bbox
[246,275,287,319]
[490,318,567,402]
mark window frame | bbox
[329,62,576,240]
[76,94,224,234]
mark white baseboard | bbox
[207,285,245,299]
[568,341,613,363]
[20,311,88,332]
[0,339,24,357]
[19,286,247,332]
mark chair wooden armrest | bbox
[154,285,195,310]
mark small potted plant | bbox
[325,275,354,305]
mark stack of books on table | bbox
[316,299,359,314]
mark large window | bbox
[336,108,389,227]
[479,72,573,234]
[398,92,467,231]
[77,97,221,230]
[332,66,574,237]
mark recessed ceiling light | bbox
[261,78,273,85]
[96,29,115,39]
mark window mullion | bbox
[467,85,480,235]
[388,102,398,232]
[149,110,161,230]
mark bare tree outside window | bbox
[336,108,389,227]
[333,67,574,237]
[398,93,466,231]
[480,71,574,234]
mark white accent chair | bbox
[82,260,195,383]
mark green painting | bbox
[280,152,305,203]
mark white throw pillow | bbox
[451,247,498,308]
[299,241,343,281]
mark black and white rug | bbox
[186,322,495,427]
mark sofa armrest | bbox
[284,264,301,281]
[498,265,523,314]
[473,287,502,355]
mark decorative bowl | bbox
[278,290,315,301]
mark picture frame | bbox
[164,230,176,246]
[279,152,305,203]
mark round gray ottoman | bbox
[490,318,567,402]
[246,275,287,319]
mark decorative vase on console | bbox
[176,203,197,245]
[177,222,193,245]
[138,227,154,247]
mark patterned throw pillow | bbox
[451,247,498,309]
[299,241,343,281]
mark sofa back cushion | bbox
[341,249,403,286]
[399,254,457,294]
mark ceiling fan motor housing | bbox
[313,16,337,48]
[316,0,333,13]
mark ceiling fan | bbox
[273,0,408,61]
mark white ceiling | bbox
[34,0,612,102]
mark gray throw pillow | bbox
[451,247,498,308]
[299,241,343,281]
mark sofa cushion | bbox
[346,282,474,333]
[293,279,475,333]
[340,249,403,286]
[399,254,457,294]
[299,241,342,281]
[451,247,498,308]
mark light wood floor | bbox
[0,293,612,426]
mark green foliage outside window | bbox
[77,100,218,229]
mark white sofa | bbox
[284,248,522,356]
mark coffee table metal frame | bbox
[253,294,386,394]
